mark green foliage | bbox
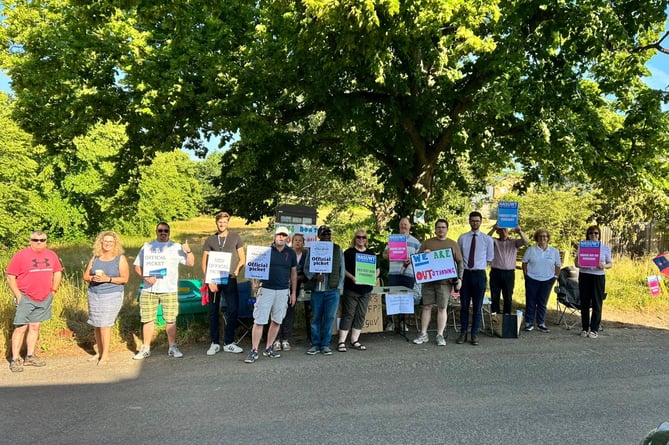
[497,188,599,252]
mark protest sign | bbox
[652,253,669,277]
[309,241,334,273]
[142,244,168,277]
[245,245,271,280]
[497,201,519,229]
[578,240,601,268]
[355,253,377,286]
[387,234,408,261]
[411,248,458,284]
[204,251,232,284]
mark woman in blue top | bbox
[577,225,613,339]
[83,231,129,365]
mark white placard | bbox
[411,248,458,284]
[205,251,232,284]
[143,244,168,277]
[385,293,414,315]
[309,241,334,273]
[245,245,272,280]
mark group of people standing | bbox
[6,211,612,372]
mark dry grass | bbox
[3,214,669,357]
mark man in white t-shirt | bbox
[133,222,195,359]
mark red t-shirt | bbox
[6,247,63,301]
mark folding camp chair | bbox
[221,280,255,343]
[554,266,582,330]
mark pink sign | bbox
[388,234,408,262]
[648,275,661,297]
[578,240,601,268]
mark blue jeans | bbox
[208,278,239,345]
[460,270,487,335]
[309,289,340,348]
[524,276,555,327]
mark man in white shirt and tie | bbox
[457,212,494,345]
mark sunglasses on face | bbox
[157,229,170,233]
[30,238,47,243]
[588,232,600,235]
[355,235,367,240]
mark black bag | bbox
[501,313,523,338]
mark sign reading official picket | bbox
[245,245,271,280]
[411,248,457,284]
[142,244,168,277]
[309,241,334,273]
[205,251,232,284]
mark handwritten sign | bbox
[283,224,319,246]
[355,253,377,286]
[309,241,334,273]
[143,244,168,277]
[388,234,408,261]
[411,248,457,284]
[497,201,519,229]
[578,240,601,268]
[245,245,271,280]
[205,251,232,284]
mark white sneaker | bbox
[272,340,282,351]
[281,340,291,351]
[206,343,221,356]
[386,321,395,332]
[168,345,183,358]
[133,345,151,360]
[223,343,243,353]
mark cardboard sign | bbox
[204,251,232,284]
[411,248,458,284]
[245,245,271,280]
[387,234,408,261]
[497,201,519,229]
[578,240,601,268]
[309,241,334,273]
[334,293,383,334]
[355,253,377,286]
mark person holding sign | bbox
[244,227,297,364]
[487,223,528,315]
[304,225,345,356]
[577,225,612,339]
[521,229,561,333]
[133,222,195,360]
[337,230,379,352]
[383,217,421,289]
[201,211,246,356]
[457,212,494,346]
[413,219,464,347]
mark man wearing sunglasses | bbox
[133,222,195,360]
[7,231,63,372]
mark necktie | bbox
[467,233,477,269]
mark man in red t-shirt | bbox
[6,231,63,373]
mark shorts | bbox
[420,282,452,308]
[14,292,54,325]
[139,291,178,323]
[253,288,289,325]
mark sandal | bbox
[337,342,347,352]
[349,341,366,351]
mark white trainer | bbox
[223,343,243,353]
[133,345,151,360]
[206,343,221,356]
[168,345,184,358]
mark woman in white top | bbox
[577,225,612,339]
[522,229,561,333]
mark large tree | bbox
[1,0,668,225]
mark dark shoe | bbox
[537,324,550,333]
[9,359,23,373]
[23,355,46,367]
[470,335,479,346]
[456,333,467,344]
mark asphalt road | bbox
[2,324,668,445]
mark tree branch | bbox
[632,31,669,55]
